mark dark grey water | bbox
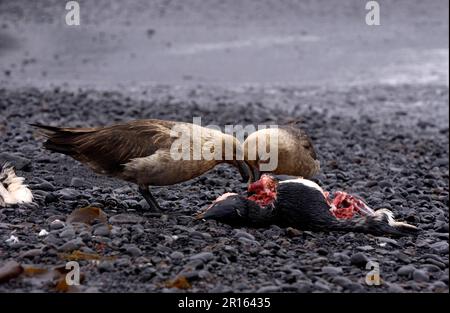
[0,0,448,89]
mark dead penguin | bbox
[198,174,419,237]
[32,119,251,211]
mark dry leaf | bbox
[58,250,115,262]
[67,206,107,225]
[165,275,192,290]
[0,261,23,283]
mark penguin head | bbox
[196,193,250,224]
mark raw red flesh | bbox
[247,176,277,207]
[325,191,375,219]
[248,191,276,207]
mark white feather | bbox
[0,163,33,206]
[279,178,324,193]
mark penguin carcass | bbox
[197,174,418,237]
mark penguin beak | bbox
[198,203,235,220]
[197,196,245,224]
[236,161,252,184]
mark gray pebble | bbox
[34,181,55,191]
[256,286,281,293]
[58,238,84,252]
[50,220,65,230]
[20,248,43,259]
[332,276,353,288]
[71,177,91,188]
[59,227,76,239]
[413,269,429,282]
[350,253,369,267]
[93,224,111,237]
[430,241,449,254]
[170,251,184,259]
[233,229,255,241]
[109,214,143,224]
[0,152,31,170]
[387,283,405,293]
[322,266,343,276]
[314,281,331,292]
[98,261,114,272]
[125,245,142,257]
[55,188,79,200]
[357,245,374,252]
[333,252,350,263]
[397,265,415,277]
[189,252,214,263]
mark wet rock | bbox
[138,199,150,211]
[58,238,84,252]
[430,241,449,254]
[429,281,448,292]
[189,252,214,263]
[131,224,145,238]
[59,227,76,239]
[50,220,65,230]
[237,237,260,246]
[0,153,31,170]
[34,181,55,191]
[397,265,415,277]
[286,227,302,237]
[314,281,331,292]
[357,245,374,252]
[333,252,350,263]
[98,261,115,273]
[387,283,405,293]
[19,248,43,259]
[347,282,364,292]
[257,286,281,293]
[434,220,449,233]
[124,245,142,257]
[45,193,58,203]
[79,231,92,242]
[44,234,63,246]
[424,258,446,270]
[413,269,430,282]
[0,260,23,283]
[422,264,442,273]
[322,266,343,276]
[316,248,328,256]
[93,224,111,237]
[109,214,143,225]
[233,230,255,241]
[393,251,411,263]
[56,188,79,200]
[331,276,353,289]
[170,251,184,260]
[71,177,91,188]
[350,253,369,268]
[292,281,313,293]
[180,269,211,281]
[311,257,328,266]
[378,237,399,247]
